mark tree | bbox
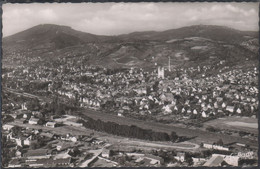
[38,118,46,125]
[158,150,167,158]
[118,156,126,165]
[239,131,248,137]
[68,147,81,157]
[202,150,212,158]
[170,131,178,142]
[216,138,224,146]
[30,142,38,149]
[206,126,217,132]
[110,150,116,156]
[11,126,23,137]
[56,104,65,116]
[3,115,14,123]
[146,86,151,95]
[185,153,193,165]
[152,81,159,92]
[27,99,41,111]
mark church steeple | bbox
[168,56,171,72]
[158,67,165,79]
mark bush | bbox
[206,126,219,132]
[239,159,257,166]
[216,139,224,146]
[84,153,94,160]
[239,131,249,137]
[3,115,14,123]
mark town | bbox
[2,1,259,167]
[2,52,258,167]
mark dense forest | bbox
[78,116,179,142]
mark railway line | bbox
[3,87,49,102]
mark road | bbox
[3,87,54,103]
[122,140,200,150]
[3,87,45,101]
[79,149,103,167]
[101,136,200,151]
[8,120,91,136]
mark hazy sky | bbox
[3,2,259,37]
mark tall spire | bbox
[168,56,171,72]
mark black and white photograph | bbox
[1,2,259,168]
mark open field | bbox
[227,122,257,128]
[114,139,199,150]
[77,108,258,148]
[204,116,258,134]
[99,135,200,151]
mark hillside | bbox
[3,24,258,71]
[3,24,118,51]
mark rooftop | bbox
[24,149,51,157]
[203,155,224,167]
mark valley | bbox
[2,24,258,167]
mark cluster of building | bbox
[2,52,258,167]
[3,59,258,124]
[3,123,73,167]
[3,117,257,167]
[3,120,118,168]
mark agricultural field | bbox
[203,116,258,135]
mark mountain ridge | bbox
[3,24,258,72]
[4,24,258,42]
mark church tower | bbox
[158,67,165,79]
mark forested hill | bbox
[3,24,258,70]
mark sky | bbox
[2,2,259,37]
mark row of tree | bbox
[79,117,178,142]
